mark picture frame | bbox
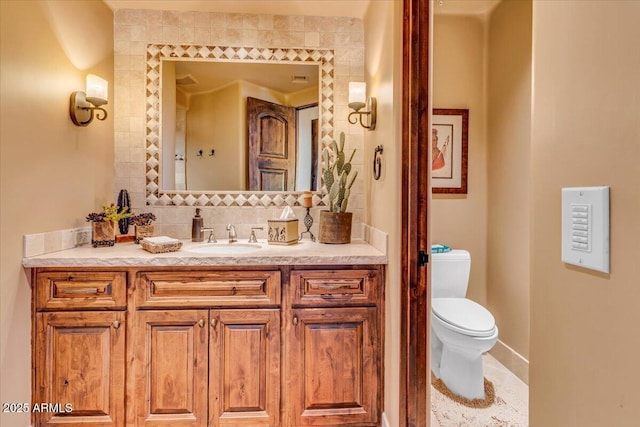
[432,108,469,194]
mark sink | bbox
[186,243,262,254]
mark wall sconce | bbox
[348,82,376,130]
[69,74,108,126]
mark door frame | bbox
[401,0,431,426]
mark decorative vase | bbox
[117,189,131,234]
[134,225,155,244]
[318,211,352,244]
[91,221,116,247]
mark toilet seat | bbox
[432,298,496,337]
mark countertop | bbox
[22,239,387,268]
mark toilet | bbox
[430,249,498,400]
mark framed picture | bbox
[432,109,469,194]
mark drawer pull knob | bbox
[320,293,352,300]
[198,319,205,328]
[211,319,218,328]
[112,320,120,329]
[292,316,298,326]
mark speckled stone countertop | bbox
[22,239,387,268]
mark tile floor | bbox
[430,354,528,426]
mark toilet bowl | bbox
[430,250,498,400]
[431,297,498,400]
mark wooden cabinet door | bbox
[209,309,280,427]
[35,311,125,427]
[135,310,208,427]
[288,307,379,426]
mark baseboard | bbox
[381,412,391,427]
[488,339,529,385]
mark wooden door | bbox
[209,309,280,427]
[247,97,296,191]
[288,307,379,426]
[135,310,208,427]
[35,311,125,427]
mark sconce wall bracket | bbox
[348,97,377,130]
[70,91,107,127]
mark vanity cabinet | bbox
[32,271,126,427]
[287,269,383,426]
[31,264,384,427]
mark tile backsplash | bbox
[112,9,366,240]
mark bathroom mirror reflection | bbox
[160,59,321,192]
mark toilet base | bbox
[438,345,485,400]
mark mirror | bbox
[145,44,335,207]
[162,60,319,192]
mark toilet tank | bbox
[431,249,471,298]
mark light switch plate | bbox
[561,186,610,273]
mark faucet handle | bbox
[249,227,263,243]
[200,227,216,243]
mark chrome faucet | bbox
[226,224,237,243]
[201,227,216,243]
[249,227,263,243]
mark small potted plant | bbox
[86,204,132,247]
[319,132,358,244]
[130,212,157,243]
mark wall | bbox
[187,83,243,190]
[530,1,640,426]
[432,14,488,305]
[363,1,402,426]
[486,0,532,362]
[0,1,114,426]
[112,9,365,240]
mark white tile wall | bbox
[113,9,366,240]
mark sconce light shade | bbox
[348,82,367,111]
[70,74,108,127]
[348,81,376,130]
[85,74,108,106]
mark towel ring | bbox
[373,145,383,180]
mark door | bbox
[247,97,296,191]
[35,311,125,427]
[135,310,209,427]
[209,309,280,426]
[288,307,379,426]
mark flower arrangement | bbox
[86,204,132,223]
[130,212,157,243]
[130,212,156,226]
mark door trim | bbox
[401,0,431,426]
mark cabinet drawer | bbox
[36,271,126,311]
[290,269,379,307]
[136,270,281,308]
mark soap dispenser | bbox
[192,208,204,242]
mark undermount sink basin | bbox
[186,243,262,254]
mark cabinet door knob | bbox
[292,315,298,326]
[211,318,217,328]
[198,318,205,328]
[112,320,120,329]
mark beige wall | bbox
[363,1,402,426]
[432,14,488,305]
[530,1,640,425]
[0,1,114,426]
[486,0,532,360]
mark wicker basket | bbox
[140,238,182,254]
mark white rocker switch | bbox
[561,186,610,273]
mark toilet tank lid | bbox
[432,297,495,333]
[431,249,470,261]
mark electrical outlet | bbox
[75,228,91,246]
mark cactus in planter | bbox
[323,132,358,213]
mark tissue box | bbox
[267,219,299,245]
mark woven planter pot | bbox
[318,211,352,244]
[134,225,155,244]
[91,221,116,247]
